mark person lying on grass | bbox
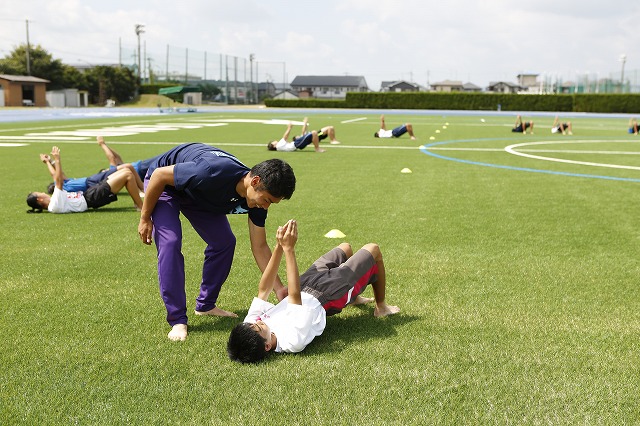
[227,219,400,364]
[374,114,416,140]
[267,117,337,153]
[39,143,144,194]
[96,136,162,182]
[27,146,143,213]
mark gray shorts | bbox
[300,247,376,306]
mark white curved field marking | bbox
[504,140,640,171]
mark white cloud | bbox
[0,0,639,90]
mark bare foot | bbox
[374,304,400,317]
[352,295,374,305]
[315,148,326,153]
[168,323,187,341]
[97,136,105,145]
[330,140,341,145]
[194,306,238,317]
[410,136,416,140]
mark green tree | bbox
[0,44,71,89]
[86,65,137,105]
[197,82,221,101]
[0,44,137,104]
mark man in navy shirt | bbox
[138,143,296,341]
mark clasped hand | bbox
[276,219,297,250]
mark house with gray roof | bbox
[290,75,368,99]
[486,81,522,93]
[380,80,422,92]
[430,80,464,92]
[462,82,483,92]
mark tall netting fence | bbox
[120,44,287,104]
[534,70,640,94]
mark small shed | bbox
[0,74,50,107]
[46,88,87,107]
[158,86,202,105]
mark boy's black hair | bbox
[267,141,277,151]
[26,193,43,213]
[250,158,296,200]
[227,322,268,364]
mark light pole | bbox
[135,24,145,81]
[25,19,31,75]
[249,53,255,104]
[620,54,627,93]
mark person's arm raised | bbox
[278,220,300,305]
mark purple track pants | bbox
[151,188,236,326]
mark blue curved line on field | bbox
[420,138,640,183]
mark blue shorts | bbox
[629,128,635,134]
[86,168,117,188]
[293,133,314,150]
[512,123,531,133]
[391,125,408,138]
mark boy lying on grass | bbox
[27,146,143,213]
[227,219,400,364]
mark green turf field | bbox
[1,110,639,424]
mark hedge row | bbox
[265,93,640,113]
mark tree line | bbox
[0,44,229,106]
[0,44,138,106]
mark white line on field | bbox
[340,117,367,124]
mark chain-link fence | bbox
[120,44,287,104]
[533,70,640,94]
[120,42,639,99]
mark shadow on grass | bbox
[188,306,419,363]
[85,206,141,214]
[188,314,243,334]
[303,307,420,356]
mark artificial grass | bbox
[1,110,639,424]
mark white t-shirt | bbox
[377,128,393,138]
[275,138,297,152]
[244,293,326,353]
[48,187,88,213]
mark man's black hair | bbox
[227,323,268,364]
[250,158,296,200]
[267,141,277,151]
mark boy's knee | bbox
[338,242,352,257]
[362,243,381,260]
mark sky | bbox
[1,0,639,91]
